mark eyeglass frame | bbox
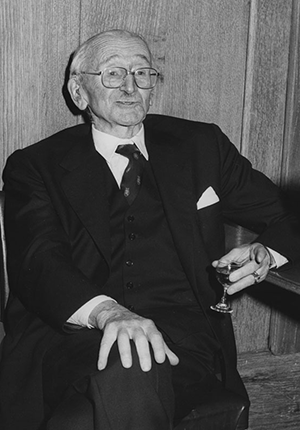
[79,66,160,89]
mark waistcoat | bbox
[101,159,200,313]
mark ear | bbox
[67,77,89,111]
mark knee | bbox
[103,340,172,386]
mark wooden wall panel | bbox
[281,0,300,194]
[231,0,298,354]
[232,292,271,353]
[80,0,249,145]
[269,295,300,355]
[268,0,300,355]
[241,0,293,183]
[0,0,81,177]
[162,0,249,145]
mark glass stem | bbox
[220,287,228,304]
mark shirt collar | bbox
[92,124,149,162]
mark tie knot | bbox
[116,143,141,160]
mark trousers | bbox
[43,309,221,430]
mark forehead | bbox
[92,35,151,67]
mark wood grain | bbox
[268,284,300,354]
[281,0,300,195]
[238,351,300,429]
[80,0,249,145]
[232,292,271,353]
[234,0,296,355]
[241,0,293,183]
[268,0,300,355]
[0,0,80,175]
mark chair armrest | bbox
[224,222,300,295]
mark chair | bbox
[175,387,249,429]
[0,190,249,429]
[0,191,8,323]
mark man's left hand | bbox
[212,242,273,295]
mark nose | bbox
[120,73,136,94]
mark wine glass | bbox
[210,262,243,314]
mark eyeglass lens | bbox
[103,67,158,88]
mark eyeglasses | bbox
[80,67,159,89]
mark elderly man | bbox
[0,29,299,430]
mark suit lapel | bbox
[145,126,206,295]
[59,131,111,266]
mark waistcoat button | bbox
[128,233,136,240]
[125,260,133,267]
[126,282,134,289]
[127,215,135,222]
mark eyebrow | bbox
[103,54,151,64]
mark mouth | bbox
[116,101,139,106]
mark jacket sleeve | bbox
[213,124,300,264]
[3,150,104,331]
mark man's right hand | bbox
[88,300,179,372]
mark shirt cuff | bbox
[67,295,117,329]
[267,247,288,269]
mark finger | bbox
[227,267,268,294]
[212,257,231,268]
[212,251,236,268]
[148,331,167,364]
[135,334,152,372]
[165,345,179,366]
[250,263,270,284]
[251,244,268,264]
[98,329,116,370]
[227,276,254,294]
[212,246,250,269]
[117,330,133,369]
[148,330,179,366]
[229,260,257,282]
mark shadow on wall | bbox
[0,323,4,343]
[284,188,300,218]
[61,52,91,124]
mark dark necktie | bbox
[116,143,144,205]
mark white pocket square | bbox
[197,186,220,210]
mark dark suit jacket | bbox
[1,114,300,428]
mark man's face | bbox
[79,35,154,137]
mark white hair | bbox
[69,29,152,77]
